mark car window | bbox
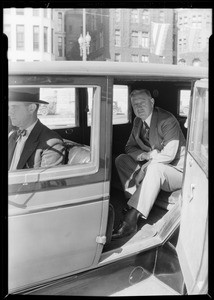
[113,85,129,124]
[38,88,77,128]
[189,86,208,175]
[8,85,101,184]
[179,89,191,117]
[87,84,129,126]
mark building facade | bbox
[3,8,211,66]
[3,8,66,62]
[108,9,174,64]
[176,9,212,67]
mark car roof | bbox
[9,61,208,80]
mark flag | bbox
[151,22,170,56]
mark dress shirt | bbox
[144,112,152,128]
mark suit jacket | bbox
[8,120,65,170]
[125,107,186,171]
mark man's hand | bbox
[137,151,150,161]
[137,149,160,162]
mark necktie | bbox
[143,122,149,141]
[16,129,27,141]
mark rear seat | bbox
[63,140,91,165]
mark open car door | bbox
[176,79,208,294]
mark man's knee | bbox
[146,163,165,176]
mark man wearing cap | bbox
[8,90,65,170]
[113,89,186,239]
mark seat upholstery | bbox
[68,145,91,164]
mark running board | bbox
[98,202,181,267]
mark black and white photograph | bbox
[3,3,211,296]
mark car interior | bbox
[47,79,191,252]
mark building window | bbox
[141,55,149,63]
[44,9,48,18]
[131,9,139,23]
[58,36,62,57]
[33,26,39,51]
[142,9,149,24]
[197,37,202,50]
[131,31,139,47]
[115,53,121,62]
[184,16,188,25]
[115,9,121,23]
[58,12,63,32]
[4,24,11,48]
[92,15,96,31]
[100,31,104,48]
[159,11,165,23]
[179,16,182,26]
[33,9,39,16]
[141,32,149,48]
[173,34,176,51]
[44,27,48,52]
[16,25,24,50]
[183,38,187,51]
[178,38,182,52]
[115,29,121,46]
[131,54,139,62]
[198,15,202,28]
[51,28,54,54]
[192,15,197,27]
[16,9,24,15]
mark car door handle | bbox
[189,183,195,202]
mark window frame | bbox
[131,31,139,48]
[16,25,25,50]
[33,25,40,51]
[8,84,101,185]
[44,26,48,52]
[188,82,208,176]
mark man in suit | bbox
[113,89,186,239]
[8,90,65,170]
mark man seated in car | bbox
[113,89,186,239]
[8,89,65,170]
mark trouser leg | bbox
[128,163,183,219]
[115,154,141,198]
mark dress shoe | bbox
[112,221,137,240]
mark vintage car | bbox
[7,61,208,295]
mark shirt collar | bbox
[21,119,38,138]
[144,112,152,127]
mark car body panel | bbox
[176,79,208,294]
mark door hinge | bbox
[96,235,106,245]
